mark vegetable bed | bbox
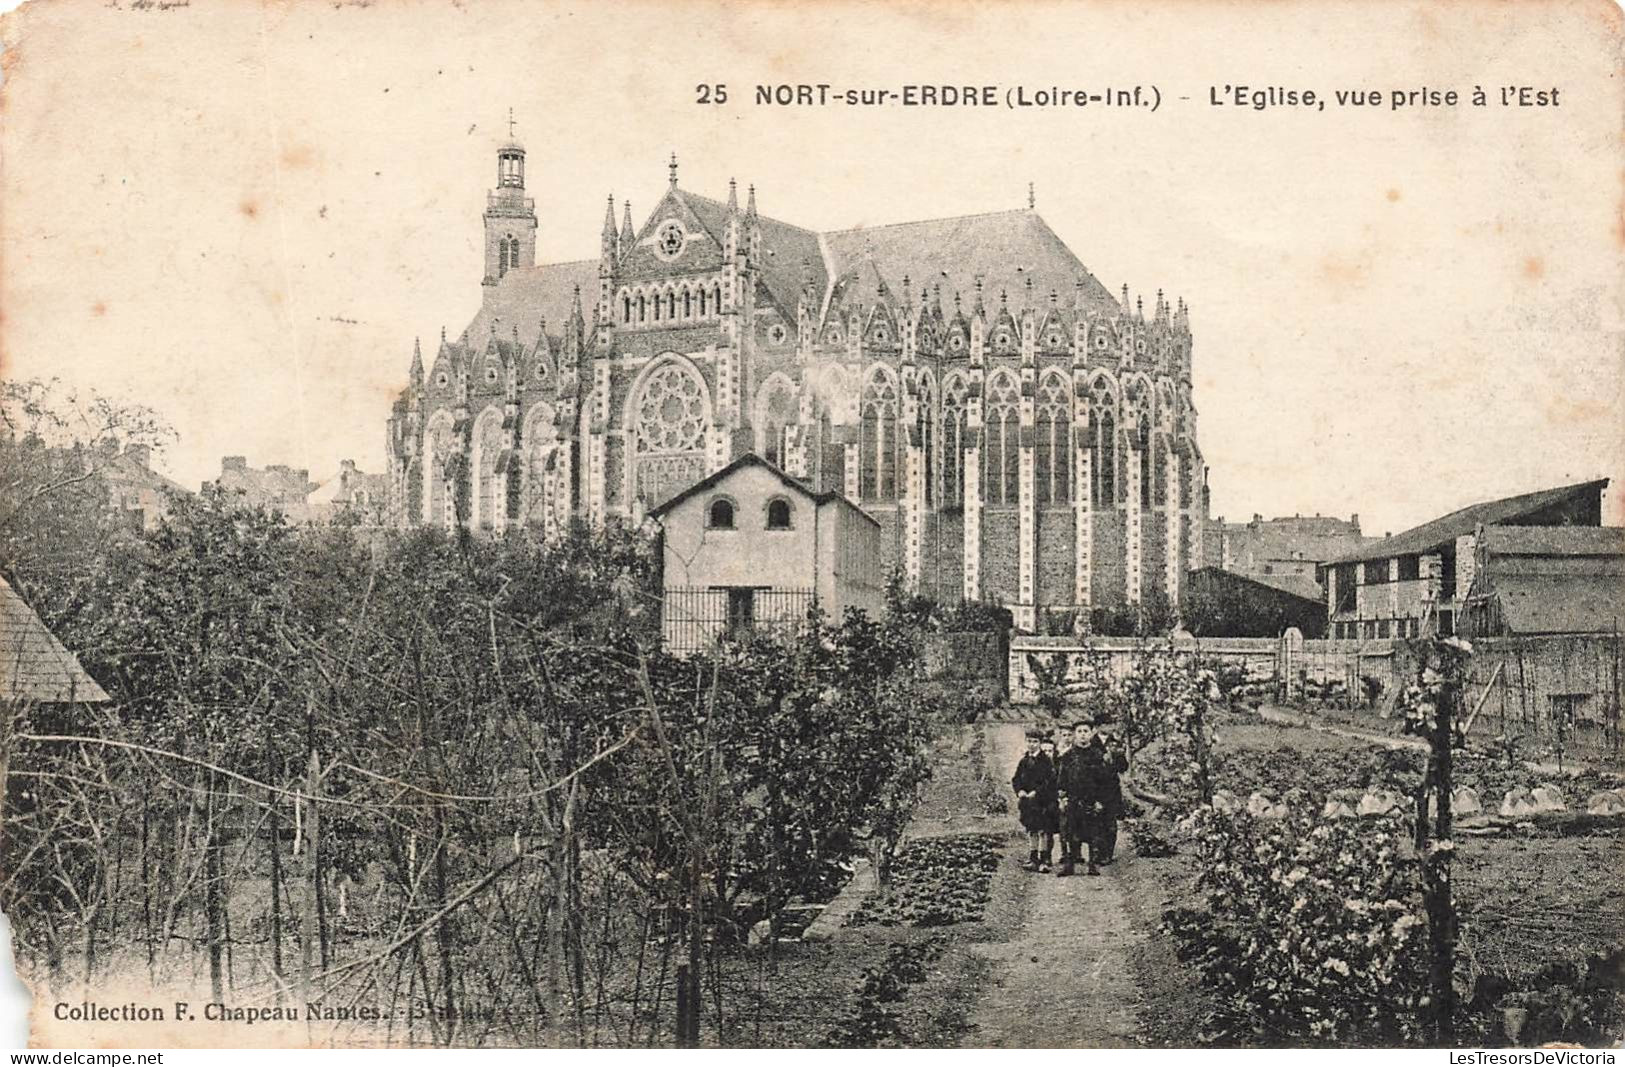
[847,833,1002,928]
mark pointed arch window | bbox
[941,375,967,508]
[983,371,1020,506]
[699,288,708,316]
[917,375,937,507]
[757,378,798,469]
[713,283,722,313]
[667,292,676,319]
[684,290,692,318]
[622,294,632,323]
[1153,433,1169,506]
[1089,381,1117,507]
[638,294,647,323]
[859,369,899,501]
[1036,373,1071,506]
[632,357,711,509]
[1138,411,1152,507]
[521,404,558,529]
[422,411,458,528]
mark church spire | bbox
[745,183,757,219]
[410,337,424,384]
[668,152,679,188]
[620,200,635,259]
[601,193,618,261]
[726,177,738,214]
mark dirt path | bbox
[962,724,1147,1047]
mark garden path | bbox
[962,724,1147,1047]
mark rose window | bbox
[635,362,707,453]
[655,221,686,260]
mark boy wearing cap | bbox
[1011,731,1058,871]
[1054,719,1102,876]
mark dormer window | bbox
[766,497,792,530]
[707,498,736,529]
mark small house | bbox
[649,454,884,653]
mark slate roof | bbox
[454,199,1124,350]
[1478,524,1625,557]
[1491,573,1625,635]
[461,259,599,347]
[1249,571,1326,601]
[1190,566,1326,609]
[1326,479,1610,565]
[822,209,1118,316]
[647,452,879,527]
[0,578,109,703]
[680,191,826,319]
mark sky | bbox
[1,0,1621,537]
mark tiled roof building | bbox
[1320,478,1611,639]
[386,140,1208,629]
[0,577,109,704]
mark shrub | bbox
[1165,802,1428,1045]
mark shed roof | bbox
[647,452,879,527]
[0,578,110,703]
[1326,479,1609,565]
[1479,524,1625,557]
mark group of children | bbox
[1010,718,1129,877]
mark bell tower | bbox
[483,111,538,286]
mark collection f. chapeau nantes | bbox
[53,1000,486,1025]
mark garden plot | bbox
[846,833,1002,928]
[1118,709,1625,1046]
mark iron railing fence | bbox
[662,587,816,655]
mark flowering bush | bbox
[1122,652,1220,811]
[1165,801,1429,1044]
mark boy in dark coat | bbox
[1090,718,1130,865]
[1055,720,1103,876]
[1011,731,1058,871]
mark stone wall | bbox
[1008,633,1406,705]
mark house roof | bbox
[1326,479,1610,565]
[1247,571,1326,601]
[647,452,880,527]
[1491,573,1625,635]
[1190,566,1326,609]
[1479,524,1625,557]
[0,578,110,703]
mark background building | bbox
[386,139,1208,629]
[204,456,317,522]
[1321,478,1610,639]
[307,460,389,525]
[1212,512,1374,601]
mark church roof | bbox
[450,197,1127,361]
[462,259,599,345]
[822,209,1118,315]
[678,191,827,319]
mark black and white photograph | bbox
[0,0,1621,1051]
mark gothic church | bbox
[385,135,1210,628]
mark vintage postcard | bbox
[0,0,1621,1051]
